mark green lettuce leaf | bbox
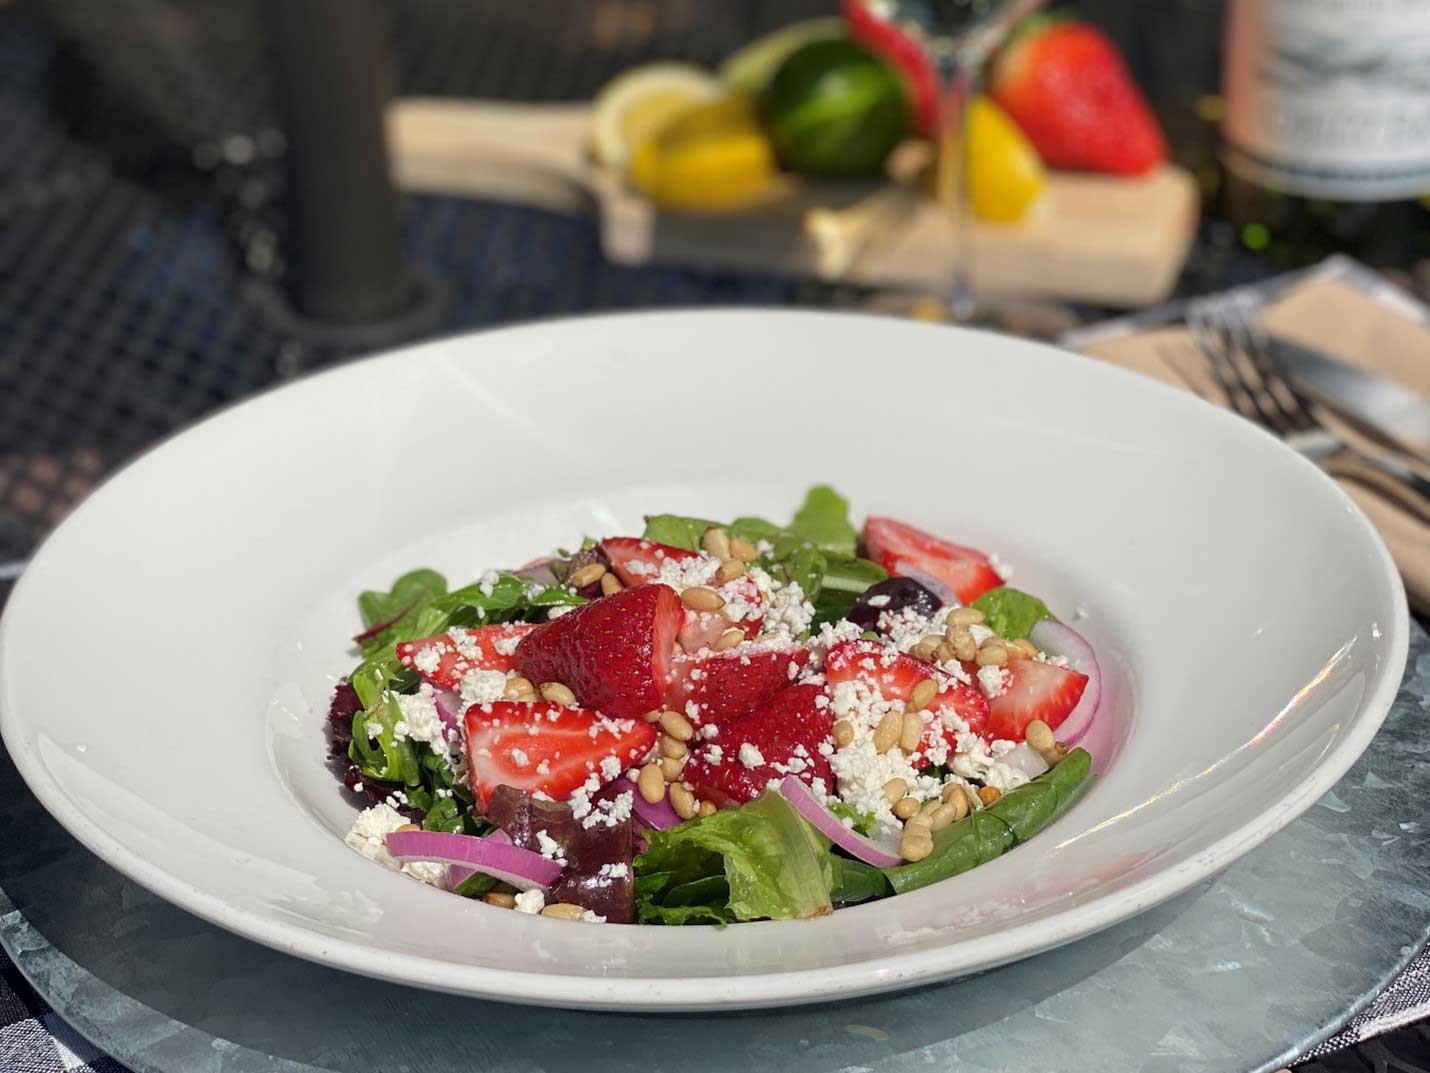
[829,854,893,906]
[634,792,833,923]
[971,587,1053,640]
[357,568,447,630]
[788,484,857,555]
[641,514,720,551]
[349,692,422,786]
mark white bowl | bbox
[0,311,1407,1011]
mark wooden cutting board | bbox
[387,97,1200,307]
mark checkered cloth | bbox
[2,936,1426,1071]
[0,951,125,1072]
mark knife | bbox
[1265,334,1430,457]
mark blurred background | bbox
[0,0,1425,562]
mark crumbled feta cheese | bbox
[579,910,607,923]
[510,748,530,768]
[738,742,766,768]
[535,829,567,866]
[492,633,523,656]
[460,668,509,705]
[756,579,815,643]
[599,755,622,780]
[969,624,995,646]
[704,744,724,765]
[546,604,577,619]
[478,570,500,597]
[866,594,891,608]
[412,646,441,674]
[514,889,546,914]
[597,862,629,879]
[400,686,447,744]
[976,665,1008,699]
[344,803,444,885]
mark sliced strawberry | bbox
[663,644,811,726]
[862,516,1003,605]
[824,639,990,744]
[598,535,765,653]
[513,584,681,719]
[682,684,834,807]
[395,623,535,692]
[599,537,696,588]
[464,701,657,808]
[985,659,1088,741]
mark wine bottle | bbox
[1219,0,1430,270]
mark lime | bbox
[762,39,911,178]
[718,17,847,98]
[591,63,723,170]
[627,95,777,212]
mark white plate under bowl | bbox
[0,311,1408,1011]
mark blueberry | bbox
[848,577,942,631]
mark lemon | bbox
[967,96,1046,223]
[591,63,723,170]
[628,95,776,212]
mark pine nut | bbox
[715,627,744,651]
[892,796,921,820]
[503,676,534,700]
[659,755,686,781]
[899,710,924,752]
[872,711,902,754]
[701,526,731,559]
[920,633,945,653]
[669,783,698,820]
[908,678,939,712]
[929,803,960,830]
[1043,741,1069,765]
[567,562,607,588]
[900,827,934,862]
[698,800,717,818]
[542,902,586,920]
[948,607,985,626]
[483,891,517,908]
[832,720,854,748]
[1024,719,1055,752]
[659,734,688,760]
[919,799,942,819]
[975,644,1008,667]
[1012,638,1039,660]
[941,787,970,821]
[910,640,939,663]
[978,785,1002,805]
[951,630,978,662]
[729,535,758,563]
[539,681,577,706]
[717,558,746,583]
[658,710,694,742]
[643,708,663,723]
[600,572,624,596]
[882,777,909,804]
[394,823,421,833]
[637,763,666,803]
[935,641,958,664]
[681,586,725,612]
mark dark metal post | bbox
[263,0,407,324]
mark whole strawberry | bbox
[990,17,1166,175]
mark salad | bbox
[329,487,1099,925]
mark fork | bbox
[1186,291,1430,521]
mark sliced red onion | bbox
[430,687,464,731]
[891,559,959,607]
[1029,619,1101,746]
[446,828,511,890]
[386,829,558,892]
[598,775,682,831]
[777,776,903,868]
[1003,741,1050,779]
[513,559,559,586]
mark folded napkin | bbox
[1072,263,1430,613]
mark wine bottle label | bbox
[1222,0,1430,200]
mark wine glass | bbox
[852,0,1048,323]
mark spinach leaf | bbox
[829,854,893,906]
[642,514,720,551]
[788,484,857,556]
[971,587,1053,640]
[357,568,447,630]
